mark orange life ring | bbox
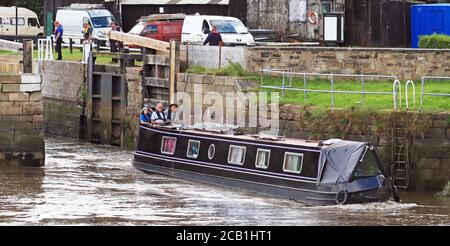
[307,11,319,25]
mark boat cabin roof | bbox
[152,124,356,149]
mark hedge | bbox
[419,34,450,49]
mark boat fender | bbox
[335,190,348,205]
[308,11,319,25]
[391,185,400,203]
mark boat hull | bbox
[133,153,389,206]
[133,126,392,206]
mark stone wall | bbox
[39,61,86,138]
[277,106,450,191]
[175,72,449,191]
[176,73,257,125]
[124,67,143,150]
[247,47,450,80]
[0,73,44,166]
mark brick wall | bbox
[0,72,44,167]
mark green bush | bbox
[419,34,450,49]
[186,62,247,77]
[437,181,450,198]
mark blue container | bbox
[411,4,450,48]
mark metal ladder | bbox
[391,119,411,189]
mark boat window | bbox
[228,145,246,166]
[187,140,200,159]
[354,147,382,178]
[161,136,177,155]
[255,149,270,169]
[283,153,303,174]
[208,144,216,160]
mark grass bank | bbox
[250,75,450,112]
[0,50,20,56]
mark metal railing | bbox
[405,80,416,111]
[261,69,400,110]
[420,76,450,111]
[37,37,53,61]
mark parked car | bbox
[55,4,117,45]
[0,6,44,37]
[127,14,185,48]
[127,14,255,47]
[182,15,256,46]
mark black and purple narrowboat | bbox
[133,124,400,206]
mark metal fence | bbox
[261,69,401,110]
[420,76,450,111]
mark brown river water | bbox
[0,136,449,226]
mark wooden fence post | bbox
[169,40,180,104]
[22,39,33,74]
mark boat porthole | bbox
[335,190,348,205]
[208,144,215,160]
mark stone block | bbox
[433,120,448,128]
[13,130,45,152]
[441,159,450,169]
[0,131,14,151]
[22,102,43,115]
[425,128,446,138]
[416,169,435,181]
[8,93,29,102]
[0,102,22,115]
[224,77,236,86]
[0,119,33,130]
[0,92,8,101]
[2,84,41,93]
[21,74,41,84]
[0,74,21,83]
[433,170,449,181]
[431,112,450,120]
[419,158,441,169]
[29,92,42,102]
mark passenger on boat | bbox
[151,103,168,125]
[165,104,178,123]
[140,107,153,126]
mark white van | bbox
[0,7,44,37]
[181,15,256,46]
[55,4,116,42]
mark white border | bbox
[228,145,247,166]
[187,140,201,159]
[161,136,177,155]
[208,144,216,160]
[255,149,271,169]
[283,152,304,174]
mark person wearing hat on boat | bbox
[151,103,168,125]
[165,104,178,124]
[140,106,153,126]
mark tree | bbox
[3,0,43,22]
